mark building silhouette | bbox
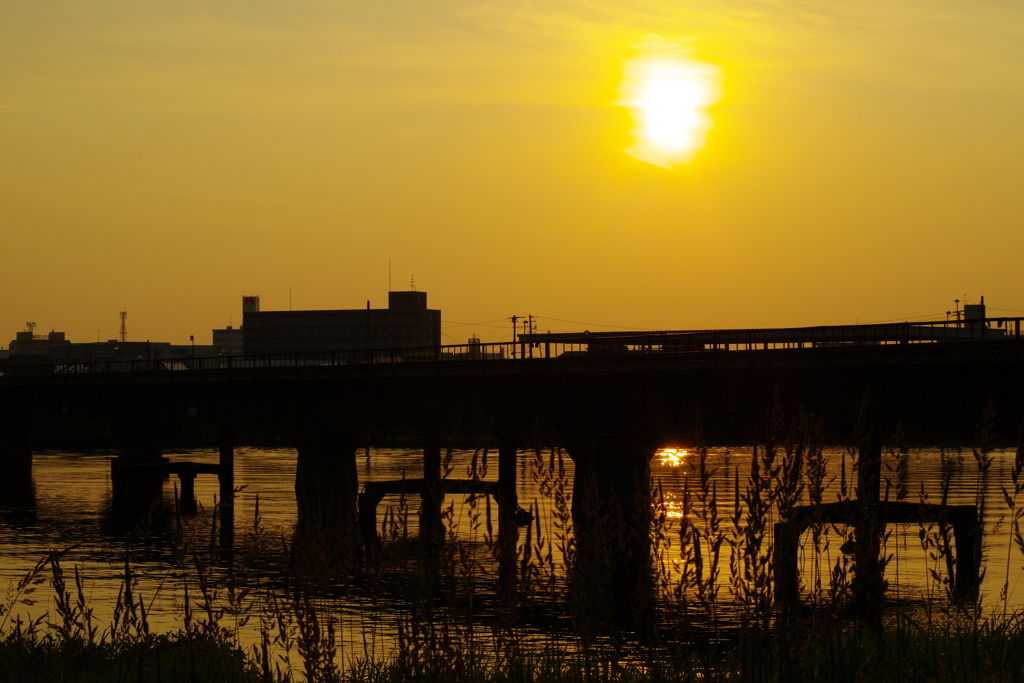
[241,291,441,355]
[9,328,71,356]
[212,326,244,355]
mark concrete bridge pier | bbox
[564,435,656,637]
[111,421,169,521]
[495,405,519,587]
[420,404,443,544]
[0,419,33,477]
[294,424,359,536]
[497,405,519,539]
[852,403,886,626]
[218,419,235,549]
[0,420,34,512]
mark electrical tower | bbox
[119,311,128,343]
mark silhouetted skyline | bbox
[2,1,1022,345]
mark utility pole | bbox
[526,315,535,357]
[509,315,520,359]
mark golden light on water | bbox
[657,447,690,467]
[659,498,685,518]
[621,38,721,168]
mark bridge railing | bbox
[1,318,1022,379]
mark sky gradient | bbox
[2,1,1022,345]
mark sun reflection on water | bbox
[658,497,685,518]
[656,447,690,467]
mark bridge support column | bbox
[853,404,885,625]
[0,420,34,513]
[218,419,235,549]
[111,421,169,522]
[295,425,359,536]
[0,420,33,477]
[420,404,444,544]
[219,420,235,506]
[564,435,656,638]
[496,405,519,587]
[497,404,519,538]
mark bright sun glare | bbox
[621,38,721,168]
[656,447,689,467]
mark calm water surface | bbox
[2,445,1023,658]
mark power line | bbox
[442,319,509,330]
[859,312,948,325]
[534,316,654,331]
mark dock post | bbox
[853,401,885,626]
[773,521,801,608]
[177,467,198,516]
[951,505,981,600]
[358,483,387,546]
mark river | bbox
[2,444,1022,662]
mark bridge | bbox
[1,317,1022,550]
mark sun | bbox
[621,38,722,168]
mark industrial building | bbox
[8,326,71,356]
[212,326,244,355]
[241,291,441,355]
[5,321,216,366]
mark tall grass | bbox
[4,400,1024,681]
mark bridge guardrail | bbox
[1,317,1021,380]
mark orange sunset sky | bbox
[2,1,1022,345]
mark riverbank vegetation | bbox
[4,398,1024,682]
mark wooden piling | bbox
[177,468,198,515]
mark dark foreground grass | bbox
[0,631,260,683]
[5,612,1024,683]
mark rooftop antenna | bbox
[119,310,127,343]
[26,322,36,335]
[410,274,416,291]
[389,259,392,292]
